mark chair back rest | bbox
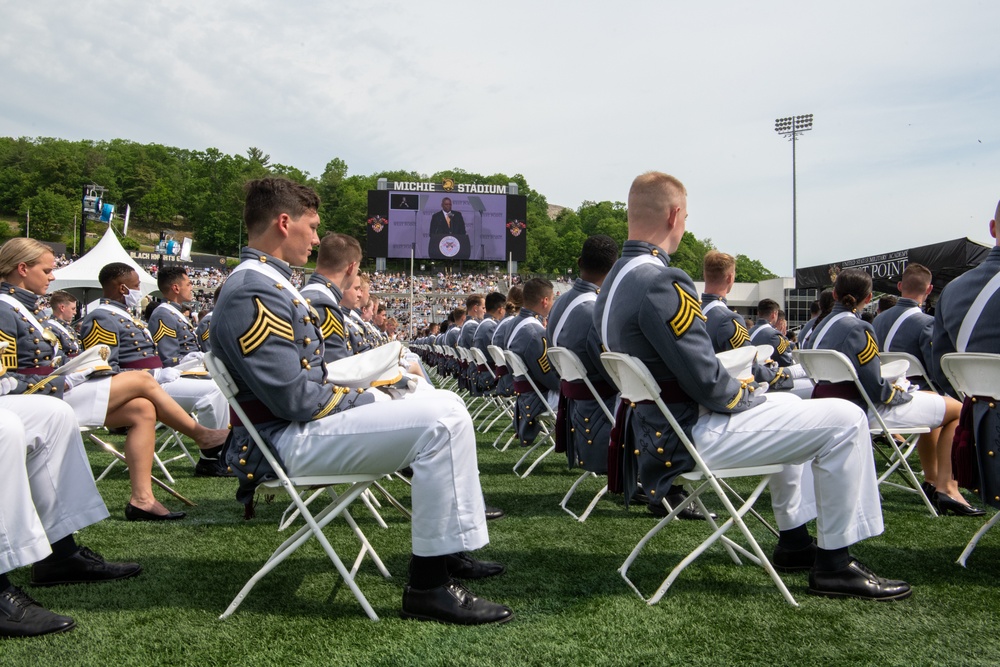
[793,349,859,384]
[547,346,588,383]
[940,352,1000,400]
[470,347,489,367]
[204,351,238,400]
[880,351,937,393]
[599,352,661,403]
[504,349,530,378]
[487,344,508,368]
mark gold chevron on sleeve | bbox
[320,307,345,341]
[239,297,295,356]
[538,338,551,374]
[857,331,880,366]
[776,337,789,355]
[200,326,210,341]
[152,320,177,343]
[313,386,350,420]
[729,321,750,349]
[81,321,118,349]
[669,282,707,338]
[0,329,16,371]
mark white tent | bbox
[50,225,158,306]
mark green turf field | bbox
[4,399,999,666]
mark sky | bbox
[3,1,999,276]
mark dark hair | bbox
[49,290,77,308]
[757,298,780,319]
[505,284,524,314]
[809,299,820,316]
[243,177,320,237]
[578,234,619,275]
[98,262,136,288]
[833,269,872,311]
[156,265,188,293]
[812,289,836,330]
[522,277,553,306]
[877,294,898,312]
[465,294,484,310]
[485,291,506,312]
[316,232,362,272]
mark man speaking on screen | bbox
[429,197,466,236]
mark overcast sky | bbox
[3,1,998,275]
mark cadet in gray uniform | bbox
[872,263,935,380]
[148,266,203,366]
[301,233,357,363]
[804,268,979,516]
[933,208,1000,509]
[471,292,506,394]
[489,286,523,397]
[46,290,81,357]
[506,279,560,447]
[458,295,484,348]
[749,299,795,366]
[80,263,232,478]
[546,235,619,475]
[211,177,511,625]
[194,285,222,353]
[595,171,910,600]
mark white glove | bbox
[182,351,205,363]
[0,376,17,396]
[154,367,181,384]
[63,369,94,392]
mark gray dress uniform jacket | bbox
[546,278,615,472]
[211,249,377,505]
[302,272,351,363]
[470,315,499,395]
[507,307,560,446]
[195,311,213,353]
[748,318,795,366]
[46,318,80,357]
[148,302,202,366]
[702,294,791,391]
[871,298,933,375]
[932,245,1000,507]
[594,241,763,502]
[80,299,168,372]
[0,284,65,397]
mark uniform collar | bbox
[100,298,131,314]
[0,282,40,311]
[572,278,600,294]
[702,293,726,304]
[309,271,343,301]
[895,297,922,309]
[241,247,293,280]
[831,302,860,317]
[517,306,543,320]
[621,240,669,266]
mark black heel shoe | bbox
[934,492,986,517]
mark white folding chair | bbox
[504,349,558,478]
[881,351,939,394]
[939,352,1000,566]
[600,352,796,606]
[469,347,510,431]
[203,352,390,621]
[547,346,613,522]
[793,349,937,516]
[487,344,517,450]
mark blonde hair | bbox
[703,250,736,283]
[0,238,54,280]
[627,172,687,226]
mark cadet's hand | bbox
[0,376,17,396]
[154,367,181,384]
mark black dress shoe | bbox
[30,547,142,587]
[934,492,987,517]
[772,540,817,573]
[124,503,186,522]
[647,493,718,521]
[807,558,911,601]
[921,481,937,503]
[484,504,506,521]
[0,587,75,638]
[445,552,506,580]
[401,580,514,625]
[195,457,234,477]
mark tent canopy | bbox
[795,237,992,298]
[50,225,159,305]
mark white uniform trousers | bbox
[693,392,883,550]
[0,396,109,574]
[275,388,488,557]
[872,390,946,431]
[161,377,229,429]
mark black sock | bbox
[408,555,450,590]
[777,524,812,550]
[815,547,851,571]
[667,485,685,496]
[41,535,79,562]
[200,445,224,460]
[0,573,12,592]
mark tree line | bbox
[0,136,776,281]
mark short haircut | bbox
[466,294,484,310]
[485,291,506,312]
[157,265,188,293]
[99,262,137,288]
[49,290,77,308]
[809,300,820,316]
[578,234,619,275]
[376,303,386,314]
[522,277,553,306]
[316,233,362,273]
[628,172,687,225]
[877,294,898,312]
[777,310,787,322]
[359,274,370,288]
[757,298,780,319]
[900,263,932,294]
[451,307,467,321]
[243,177,320,237]
[703,250,736,283]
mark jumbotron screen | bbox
[366,190,527,261]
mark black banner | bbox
[504,194,527,262]
[366,190,390,258]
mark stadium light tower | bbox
[774,114,813,276]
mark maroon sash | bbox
[512,379,533,395]
[951,395,993,491]
[230,399,282,428]
[811,381,861,402]
[121,357,164,370]
[494,365,509,377]
[17,365,55,375]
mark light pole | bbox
[774,114,813,277]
